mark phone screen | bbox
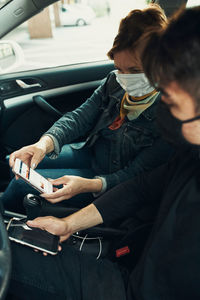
[7,218,59,255]
[13,158,53,194]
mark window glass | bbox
[1,0,148,73]
[0,0,12,9]
[186,0,200,7]
[4,0,199,74]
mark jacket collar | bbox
[141,93,160,121]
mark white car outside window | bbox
[60,4,95,26]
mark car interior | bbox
[0,0,194,298]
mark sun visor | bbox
[0,0,59,38]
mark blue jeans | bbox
[1,145,96,214]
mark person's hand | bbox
[40,175,103,203]
[9,136,54,176]
[27,216,71,243]
[27,204,103,255]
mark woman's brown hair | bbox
[107,4,167,60]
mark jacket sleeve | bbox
[44,77,107,155]
[99,137,173,192]
[93,162,168,226]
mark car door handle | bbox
[33,95,63,118]
[16,79,42,89]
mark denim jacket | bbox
[45,71,173,192]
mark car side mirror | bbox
[0,40,24,74]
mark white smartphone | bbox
[13,158,53,194]
[7,217,59,255]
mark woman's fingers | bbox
[41,186,72,202]
[30,150,45,169]
[49,177,68,185]
[9,152,16,168]
[47,195,69,203]
[42,194,70,203]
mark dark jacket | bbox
[94,148,200,300]
[45,71,172,191]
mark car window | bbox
[1,0,200,74]
[1,0,147,74]
[0,0,12,9]
[186,0,200,8]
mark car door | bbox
[0,0,118,189]
[0,60,114,190]
[0,60,114,155]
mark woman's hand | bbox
[9,136,54,172]
[41,175,103,203]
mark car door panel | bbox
[0,60,114,155]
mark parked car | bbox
[60,4,95,26]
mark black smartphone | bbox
[7,218,59,255]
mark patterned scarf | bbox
[109,90,158,130]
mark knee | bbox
[1,178,38,213]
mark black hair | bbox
[142,6,200,105]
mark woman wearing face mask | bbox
[1,4,173,213]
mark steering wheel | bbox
[0,213,11,300]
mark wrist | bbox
[82,178,103,193]
[63,204,103,233]
[64,214,79,235]
[62,215,74,235]
[37,136,54,154]
[93,176,107,196]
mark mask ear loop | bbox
[181,115,200,124]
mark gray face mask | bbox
[115,71,154,97]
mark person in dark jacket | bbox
[1,4,172,213]
[6,5,200,300]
